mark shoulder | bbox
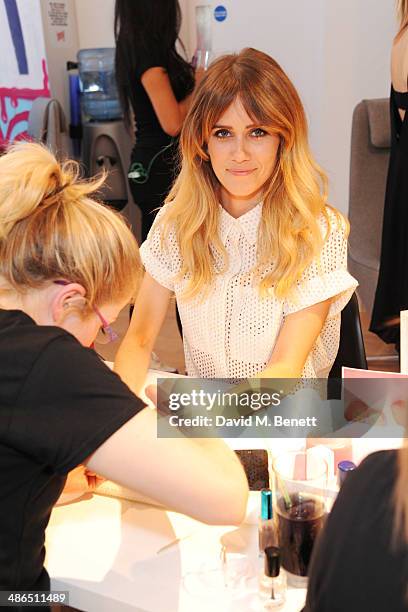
[314,206,349,264]
[333,450,398,513]
[353,448,399,481]
[20,329,143,410]
[143,201,177,240]
[0,310,69,396]
[317,205,349,238]
[139,202,181,278]
[134,44,166,78]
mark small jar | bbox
[259,546,286,609]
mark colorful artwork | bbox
[0,0,50,147]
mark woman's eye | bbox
[251,128,267,137]
[213,129,231,138]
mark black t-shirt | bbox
[0,310,146,591]
[129,45,194,146]
[304,450,408,612]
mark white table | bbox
[45,493,307,612]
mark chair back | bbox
[27,97,70,159]
[328,292,367,398]
[348,98,390,315]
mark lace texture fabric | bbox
[140,203,358,379]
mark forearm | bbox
[114,334,151,396]
[185,437,249,523]
[258,361,302,380]
[178,94,193,120]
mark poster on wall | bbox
[45,0,74,48]
[0,0,50,147]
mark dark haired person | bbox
[371,0,408,350]
[114,0,198,241]
[304,448,408,611]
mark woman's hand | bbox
[56,465,105,505]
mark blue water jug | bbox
[77,48,122,121]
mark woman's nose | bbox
[231,136,250,162]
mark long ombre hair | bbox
[160,48,344,300]
[396,0,408,36]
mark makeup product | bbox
[306,437,353,474]
[258,489,277,557]
[259,546,286,609]
[337,460,356,486]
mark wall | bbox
[74,0,192,57]
[74,0,115,48]
[39,0,79,124]
[320,0,394,211]
[0,0,50,145]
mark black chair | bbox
[327,292,368,398]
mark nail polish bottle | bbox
[259,489,277,558]
[259,546,286,609]
[337,460,356,486]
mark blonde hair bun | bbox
[0,142,141,306]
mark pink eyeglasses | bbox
[54,280,119,344]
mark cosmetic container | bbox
[258,489,277,557]
[337,460,356,486]
[259,546,286,609]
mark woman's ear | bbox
[52,283,87,324]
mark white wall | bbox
[74,0,115,48]
[73,0,191,54]
[320,0,394,211]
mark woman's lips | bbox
[227,169,256,176]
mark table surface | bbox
[45,492,307,612]
[44,369,404,612]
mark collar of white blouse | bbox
[218,201,263,247]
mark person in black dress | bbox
[114,0,197,242]
[370,2,408,349]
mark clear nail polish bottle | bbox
[259,546,286,609]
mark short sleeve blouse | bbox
[140,203,358,379]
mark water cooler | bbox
[77,48,141,242]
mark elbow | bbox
[202,480,249,526]
[124,325,154,351]
[162,125,181,138]
[225,490,249,526]
[159,119,182,137]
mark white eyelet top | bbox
[140,202,358,379]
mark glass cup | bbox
[272,451,328,586]
[305,437,353,476]
[182,547,255,601]
[194,49,214,71]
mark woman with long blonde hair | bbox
[0,142,248,600]
[117,47,357,392]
